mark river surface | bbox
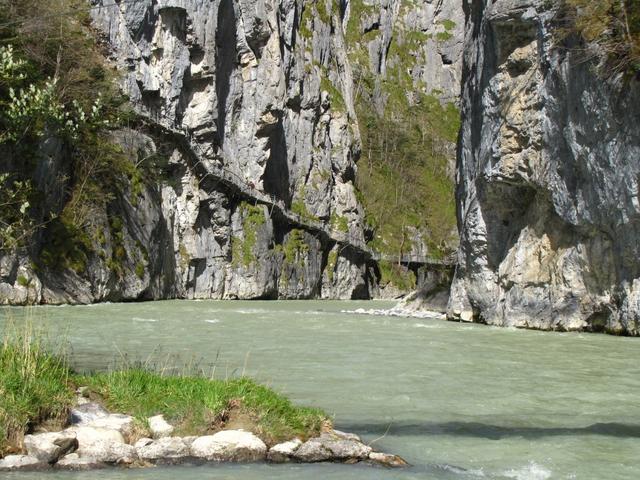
[1,300,639,480]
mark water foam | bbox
[503,462,552,480]
[131,317,158,323]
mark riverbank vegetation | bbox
[0,322,327,456]
[0,0,142,271]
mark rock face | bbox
[448,0,640,334]
[0,0,466,304]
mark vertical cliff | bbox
[0,0,465,304]
[345,0,464,296]
[449,0,640,334]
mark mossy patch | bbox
[231,202,267,268]
[326,249,338,282]
[282,229,310,268]
[330,212,349,233]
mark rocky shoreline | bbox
[0,399,407,472]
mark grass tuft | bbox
[0,320,328,455]
[77,370,326,445]
[0,319,74,455]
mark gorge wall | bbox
[448,0,640,334]
[0,0,463,304]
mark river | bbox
[1,300,639,480]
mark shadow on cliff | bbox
[338,421,640,440]
[215,0,236,144]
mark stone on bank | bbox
[1,402,407,471]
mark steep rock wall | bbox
[449,0,640,334]
[0,0,466,304]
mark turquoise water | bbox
[1,300,639,479]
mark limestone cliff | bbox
[0,0,463,304]
[448,0,640,334]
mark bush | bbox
[561,0,640,75]
[0,0,134,260]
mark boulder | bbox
[190,430,267,462]
[23,431,78,464]
[66,426,125,446]
[148,414,174,438]
[69,403,109,424]
[70,403,134,436]
[0,455,42,471]
[134,438,154,449]
[368,451,409,468]
[60,426,135,465]
[293,431,372,463]
[77,441,138,464]
[136,437,190,462]
[55,453,106,470]
[267,438,302,463]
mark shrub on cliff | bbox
[0,0,144,272]
[561,0,640,75]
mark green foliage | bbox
[135,262,145,279]
[355,91,459,259]
[330,212,349,233]
[326,249,338,282]
[0,321,73,454]
[320,75,347,113]
[231,202,266,268]
[378,260,416,291]
[282,229,309,267]
[0,0,136,260]
[79,370,326,443]
[291,186,319,222]
[562,0,640,74]
[439,19,457,31]
[344,0,460,262]
[316,0,331,25]
[40,213,93,273]
[345,0,377,45]
[0,173,34,251]
[436,31,453,42]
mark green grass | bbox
[0,321,73,455]
[0,322,328,455]
[78,370,326,444]
[282,229,310,266]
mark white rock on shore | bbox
[1,402,407,471]
[23,431,77,464]
[148,415,174,439]
[190,430,267,462]
[0,455,42,471]
[137,437,190,461]
[294,431,372,462]
[267,438,302,463]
